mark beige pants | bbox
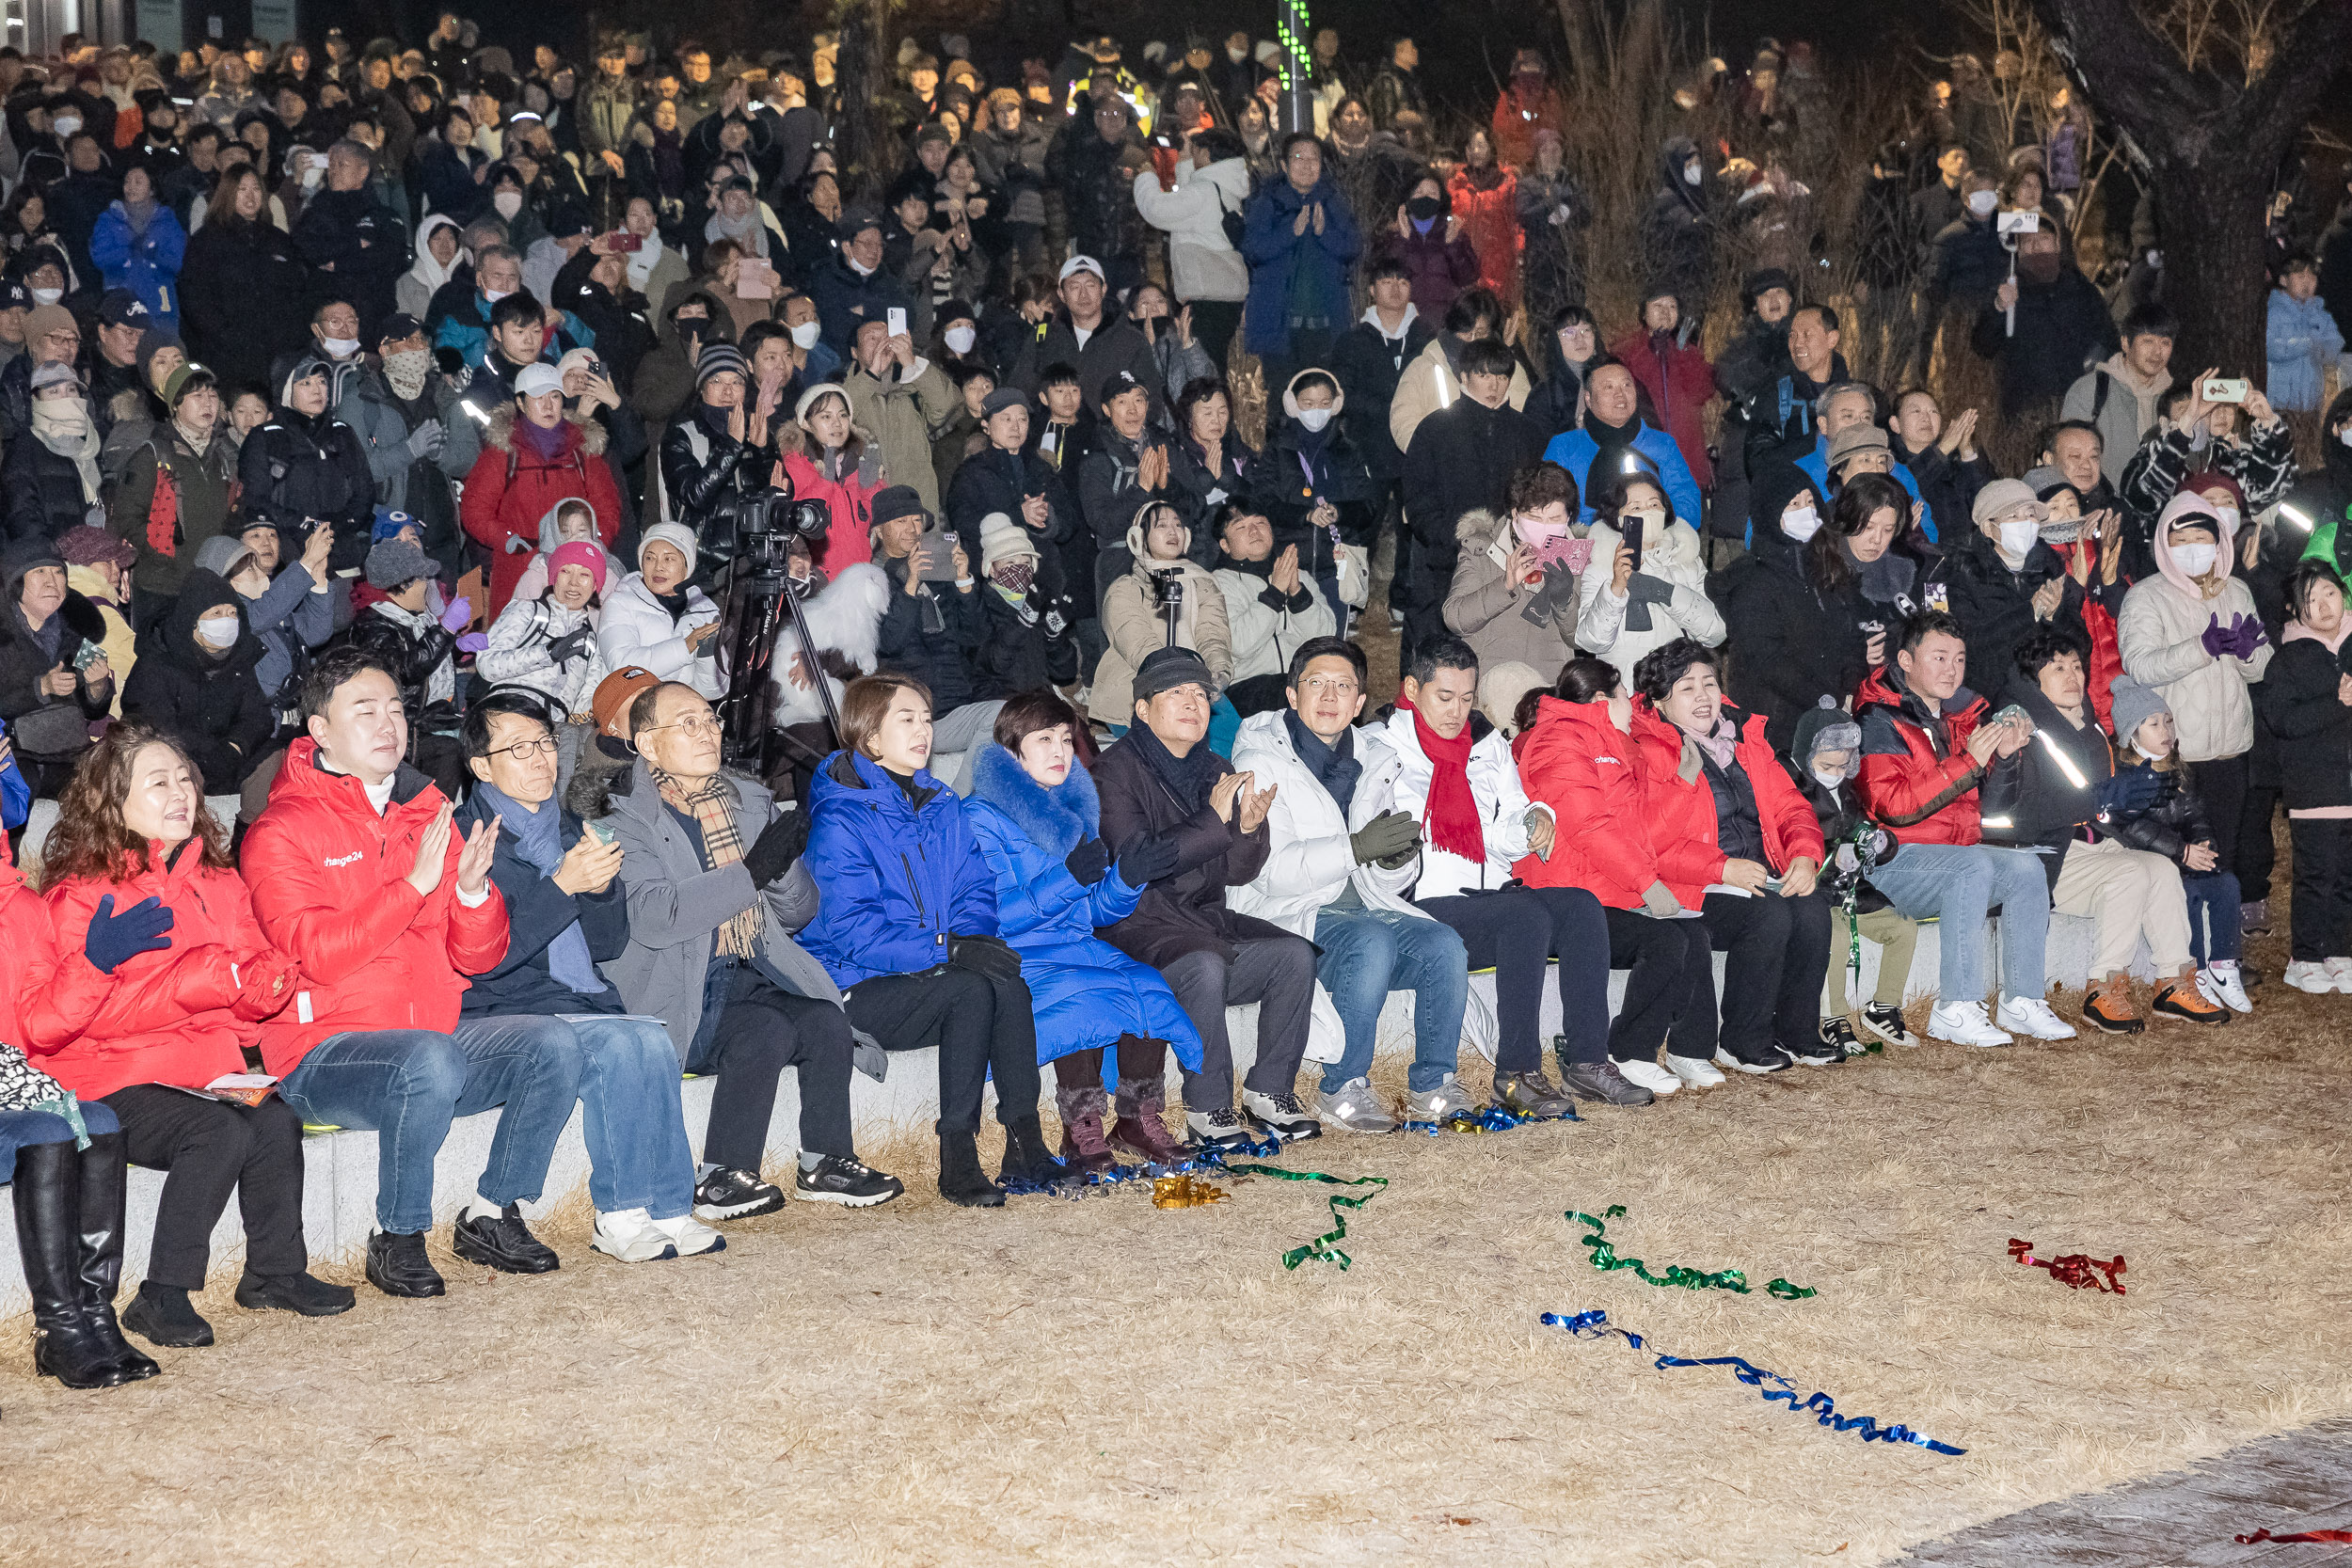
[1825,906,1921,1015]
[2050,837,2192,976]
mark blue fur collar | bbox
[968,742,1100,857]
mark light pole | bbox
[1275,0,1315,135]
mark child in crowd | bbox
[2105,676,2249,1011]
[505,499,606,610]
[1784,699,1920,1053]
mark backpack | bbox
[1214,182,1246,252]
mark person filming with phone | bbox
[867,485,1001,794]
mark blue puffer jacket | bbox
[1240,175,1362,358]
[962,744,1204,1069]
[1543,419,1705,530]
[798,748,999,989]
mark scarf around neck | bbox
[471,780,606,994]
[32,399,103,502]
[1411,701,1482,863]
[653,764,765,958]
[1124,720,1223,817]
[1285,709,1361,816]
[515,413,567,461]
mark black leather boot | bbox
[12,1139,135,1388]
[997,1114,1066,1187]
[936,1131,1005,1208]
[73,1132,160,1381]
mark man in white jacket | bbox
[1230,636,1472,1132]
[1130,131,1252,377]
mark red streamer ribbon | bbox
[2234,1528,2352,1544]
[2008,1238,2125,1293]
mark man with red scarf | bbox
[1377,638,1654,1112]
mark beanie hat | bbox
[795,381,851,426]
[364,537,434,591]
[591,664,662,737]
[2177,468,2247,515]
[695,341,748,388]
[514,361,564,399]
[1132,645,1215,703]
[978,513,1036,573]
[548,539,610,594]
[870,484,928,529]
[161,361,214,409]
[21,303,72,345]
[1824,422,1889,468]
[2107,675,2171,752]
[1790,694,1863,770]
[638,520,699,577]
[29,360,80,395]
[1,535,65,579]
[1476,660,1546,737]
[56,524,135,570]
[372,506,417,541]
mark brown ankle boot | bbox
[1054,1085,1120,1176]
[2082,974,2144,1035]
[1107,1077,1187,1164]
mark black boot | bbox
[73,1132,160,1381]
[120,1281,215,1348]
[12,1139,135,1388]
[997,1114,1066,1187]
[936,1131,1005,1208]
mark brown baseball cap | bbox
[591,665,663,738]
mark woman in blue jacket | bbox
[963,690,1201,1172]
[88,166,188,333]
[798,673,1059,1206]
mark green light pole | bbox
[1275,0,1315,135]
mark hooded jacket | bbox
[1216,546,1339,688]
[845,354,956,512]
[775,417,885,583]
[1641,137,1714,309]
[2117,495,2273,762]
[462,404,622,615]
[1092,505,1232,722]
[1712,467,1872,752]
[477,580,611,716]
[1442,506,1581,683]
[796,747,999,990]
[2268,287,2345,414]
[238,390,374,565]
[119,566,271,788]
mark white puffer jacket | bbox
[476,594,610,715]
[597,572,725,700]
[1375,706,1547,900]
[1130,157,1250,304]
[1574,515,1726,685]
[1227,709,1426,932]
[1215,562,1338,684]
[2117,495,2273,763]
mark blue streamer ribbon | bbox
[1540,1309,1966,1456]
[1400,1103,1573,1137]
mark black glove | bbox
[1062,837,1110,886]
[85,893,174,974]
[1349,810,1421,867]
[2096,767,2163,818]
[742,810,811,887]
[545,626,594,665]
[1115,832,1182,886]
[948,932,1023,980]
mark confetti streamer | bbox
[2007,1238,2126,1293]
[1222,1164,1389,1270]
[1570,1206,1817,1299]
[2234,1528,2352,1545]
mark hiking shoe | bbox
[1665,1053,1725,1087]
[2198,963,2253,1014]
[234,1271,356,1316]
[1184,1104,1257,1148]
[1494,1069,1578,1117]
[452,1202,561,1275]
[1055,1085,1121,1176]
[1242,1087,1324,1142]
[1314,1077,1398,1133]
[592,1209,679,1263]
[650,1213,727,1256]
[365,1229,445,1298]
[1560,1059,1654,1105]
[692,1167,787,1222]
[1794,1018,1855,1065]
[1712,1047,1790,1075]
[1928,1000,2011,1047]
[1997,994,2078,1041]
[1404,1073,1478,1122]
[2082,981,2143,1035]
[2153,979,2230,1024]
[2285,959,2339,994]
[1109,1085,1190,1163]
[121,1283,213,1348]
[796,1154,904,1207]
[1858,1001,1917,1048]
[1614,1058,1680,1096]
[2242,898,2270,936]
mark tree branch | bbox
[2219,0,2352,152]
[2033,0,2223,131]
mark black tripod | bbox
[714,490,839,775]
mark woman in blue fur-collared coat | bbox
[962,689,1203,1172]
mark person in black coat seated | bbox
[1922,478,2088,708]
[1712,464,1871,752]
[867,485,998,793]
[1970,225,2120,420]
[658,341,773,581]
[241,354,375,574]
[118,565,271,792]
[0,536,116,798]
[1398,335,1544,662]
[968,514,1075,701]
[944,385,1076,573]
[1248,367,1376,617]
[1163,376,1259,551]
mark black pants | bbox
[1600,905,1708,1063]
[101,1085,308,1291]
[1673,889,1832,1063]
[1161,935,1316,1109]
[1419,885,1611,1070]
[2290,818,2352,963]
[1186,298,1244,380]
[845,964,1042,1136]
[2238,717,2281,903]
[691,962,855,1169]
[2186,754,2251,879]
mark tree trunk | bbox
[2144,159,2273,375]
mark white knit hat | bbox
[638,520,698,577]
[979,513,1038,573]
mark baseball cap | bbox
[96,289,150,329]
[592,665,663,737]
[1057,255,1105,283]
[514,362,564,399]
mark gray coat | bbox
[588,753,841,1053]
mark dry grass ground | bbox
[4,932,2350,1567]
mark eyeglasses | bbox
[1298,675,1359,697]
[487,736,561,759]
[640,715,723,738]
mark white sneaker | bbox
[1614,1059,1681,1096]
[2327,957,2352,990]
[1997,995,2077,1040]
[1666,1054,1725,1087]
[2198,963,2253,1014]
[592,1208,679,1263]
[2286,960,2338,994]
[1928,1000,2013,1048]
[650,1212,727,1257]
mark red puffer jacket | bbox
[1629,699,1826,909]
[0,836,79,1055]
[1510,695,1661,909]
[459,406,622,616]
[34,846,285,1099]
[241,739,509,1076]
[1853,663,1992,847]
[1609,327,1720,489]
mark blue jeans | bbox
[2184,870,2242,964]
[0,1101,120,1175]
[278,1017,585,1235]
[1865,844,2050,1004]
[564,1016,697,1220]
[1312,906,1469,1094]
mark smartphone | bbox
[737,258,775,299]
[605,230,643,252]
[2202,377,2249,404]
[1620,512,1646,560]
[913,519,961,581]
[1995,210,2041,234]
[886,307,908,340]
[583,820,615,847]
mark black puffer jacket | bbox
[330,602,458,733]
[2101,752,2217,862]
[239,403,376,571]
[2257,629,2352,811]
[873,551,984,716]
[1922,529,2088,701]
[1711,470,1873,752]
[119,566,272,791]
[658,401,771,575]
[2,418,100,543]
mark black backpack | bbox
[1215,184,1247,252]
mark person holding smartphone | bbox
[1574,465,1724,689]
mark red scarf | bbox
[1412,702,1484,863]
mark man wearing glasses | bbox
[588,676,902,1221]
[1241,132,1361,404]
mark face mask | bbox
[1683,161,1700,186]
[1997,518,2041,558]
[1966,189,1998,216]
[483,287,513,304]
[2213,504,2241,535]
[1780,504,1820,543]
[2173,541,2219,577]
[32,288,61,305]
[1513,515,1567,550]
[300,163,324,188]
[1406,194,1442,221]
[846,254,875,277]
[1810,767,1846,790]
[1228,45,1248,62]
[2019,249,2060,284]
[992,560,1035,595]
[2039,519,2084,546]
[944,324,977,355]
[321,336,359,358]
[52,116,80,137]
[789,319,822,350]
[1296,406,1333,433]
[2339,425,2352,449]
[196,614,240,648]
[493,191,523,218]
[383,346,431,398]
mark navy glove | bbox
[1115,832,1182,886]
[1062,837,1110,886]
[85,894,174,974]
[545,626,594,665]
[2096,767,2164,818]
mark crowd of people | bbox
[2,13,2350,1401]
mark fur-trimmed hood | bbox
[965,740,1101,858]
[483,402,610,459]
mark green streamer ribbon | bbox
[1570,1205,1817,1299]
[1225,1164,1389,1270]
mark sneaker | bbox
[649,1212,727,1256]
[1560,1059,1655,1105]
[1184,1104,1257,1148]
[2285,959,2339,994]
[121,1283,214,1348]
[2082,980,2143,1035]
[1928,1000,2013,1048]
[1858,1001,1917,1049]
[1614,1058,1681,1096]
[364,1229,446,1298]
[592,1208,680,1263]
[1712,1047,1790,1075]
[1665,1054,1725,1087]
[1793,1018,1855,1065]
[452,1201,561,1274]
[1387,607,1406,630]
[2152,978,2231,1024]
[1494,1069,1579,1117]
[795,1154,905,1207]
[234,1271,357,1317]
[1241,1087,1324,1142]
[692,1167,787,1222]
[1997,994,2078,1041]
[2242,898,2270,936]
[1313,1077,1398,1133]
[2199,963,2253,1014]
[1404,1073,1479,1122]
[2327,957,2352,991]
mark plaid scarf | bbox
[655,766,765,958]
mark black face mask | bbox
[1406,195,1442,222]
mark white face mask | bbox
[321,336,359,358]
[1296,406,1334,433]
[196,613,240,648]
[2173,541,2219,577]
[2213,504,2241,535]
[1966,188,1998,216]
[483,287,513,304]
[2337,425,2352,449]
[1997,518,2041,558]
[52,116,80,137]
[1682,162,1700,185]
[32,288,61,305]
[846,254,876,277]
[943,324,977,355]
[300,163,324,188]
[493,190,523,218]
[1810,766,1846,790]
[1781,504,1820,543]
[788,319,822,350]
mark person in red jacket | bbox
[241,647,587,1300]
[1853,610,2074,1048]
[1447,129,1520,308]
[1626,638,1832,1074]
[460,363,623,616]
[31,725,351,1350]
[1512,656,1712,1097]
[1610,286,1719,489]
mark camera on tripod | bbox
[712,480,835,768]
[716,484,832,573]
[1151,566,1185,647]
